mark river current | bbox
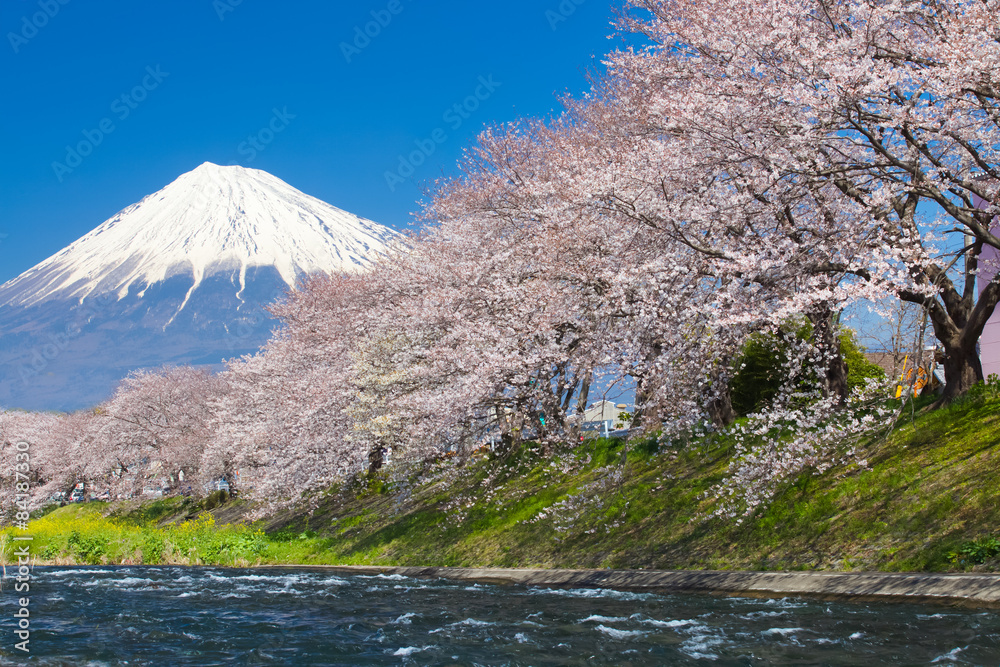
[0,566,997,665]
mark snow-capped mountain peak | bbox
[0,162,398,310]
[0,163,400,412]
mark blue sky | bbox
[0,0,620,285]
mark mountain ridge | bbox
[0,162,398,412]
[0,162,398,313]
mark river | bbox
[0,566,996,664]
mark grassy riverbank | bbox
[4,391,1000,572]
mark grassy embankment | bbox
[3,389,1000,572]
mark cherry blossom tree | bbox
[0,410,61,515]
[206,274,384,510]
[13,0,1000,523]
[610,0,1000,401]
[96,366,224,496]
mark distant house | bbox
[864,351,900,377]
[582,400,622,423]
[579,400,631,437]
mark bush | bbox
[67,530,108,564]
[137,532,166,564]
[964,375,1000,405]
[166,513,269,564]
[730,324,884,416]
[840,330,886,390]
[729,332,788,415]
[730,319,813,416]
[947,535,1000,565]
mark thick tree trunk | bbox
[936,339,983,403]
[914,274,995,405]
[631,343,664,428]
[827,342,849,404]
[495,402,524,457]
[577,372,591,416]
[223,463,236,493]
[899,238,998,404]
[808,304,849,405]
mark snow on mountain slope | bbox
[0,162,399,311]
[0,162,400,412]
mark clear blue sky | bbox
[0,0,620,285]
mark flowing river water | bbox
[0,566,997,665]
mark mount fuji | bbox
[0,162,399,412]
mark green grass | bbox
[5,392,1000,572]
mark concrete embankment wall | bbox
[266,565,1000,608]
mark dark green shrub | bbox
[840,330,886,390]
[948,535,1000,565]
[730,323,881,416]
[633,435,660,458]
[729,332,788,416]
[964,375,1000,405]
[587,437,627,467]
[67,531,108,564]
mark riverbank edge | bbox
[252,564,1000,608]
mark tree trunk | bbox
[706,382,736,427]
[570,370,592,442]
[827,340,849,404]
[899,237,998,404]
[367,444,387,477]
[577,371,591,417]
[935,339,983,403]
[631,343,664,427]
[808,304,849,405]
[495,402,524,457]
